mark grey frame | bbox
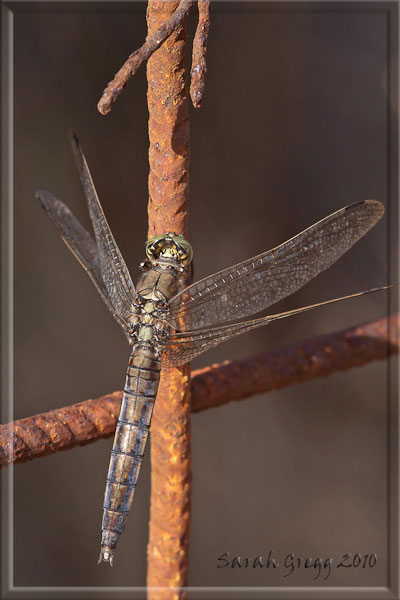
[1,0,399,598]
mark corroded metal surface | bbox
[97,0,193,116]
[146,0,190,239]
[2,314,397,468]
[147,364,192,597]
[145,0,192,595]
[190,0,211,108]
[0,393,121,466]
[97,0,210,116]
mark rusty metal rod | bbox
[1,314,397,469]
[145,1,192,596]
[0,394,122,467]
[190,0,211,108]
[97,0,193,116]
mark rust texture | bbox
[97,0,193,116]
[0,392,122,467]
[145,0,192,596]
[97,0,210,117]
[1,314,398,469]
[190,0,211,108]
[147,364,192,597]
[146,1,190,238]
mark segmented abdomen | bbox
[99,347,161,564]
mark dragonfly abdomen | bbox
[99,347,161,565]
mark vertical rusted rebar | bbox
[145,1,191,597]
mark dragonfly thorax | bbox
[126,293,172,347]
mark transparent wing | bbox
[162,287,387,368]
[36,189,129,332]
[70,132,135,320]
[167,200,384,330]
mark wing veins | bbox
[36,189,130,332]
[70,133,135,319]
[167,200,384,330]
[162,286,388,367]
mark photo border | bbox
[1,1,398,598]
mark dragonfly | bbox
[36,133,385,566]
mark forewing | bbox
[167,200,384,330]
[36,189,129,331]
[70,133,135,320]
[162,287,386,368]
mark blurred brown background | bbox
[9,0,395,593]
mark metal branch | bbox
[97,0,193,116]
[1,314,397,469]
[190,0,211,108]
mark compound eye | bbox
[145,244,154,260]
[145,235,164,260]
[175,239,193,265]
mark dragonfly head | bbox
[145,232,193,267]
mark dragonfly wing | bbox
[36,189,129,332]
[167,200,384,330]
[162,287,387,368]
[70,133,135,320]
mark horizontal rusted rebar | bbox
[97,0,193,116]
[1,314,397,468]
[190,0,211,108]
[191,312,398,412]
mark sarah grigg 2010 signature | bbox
[216,551,378,580]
